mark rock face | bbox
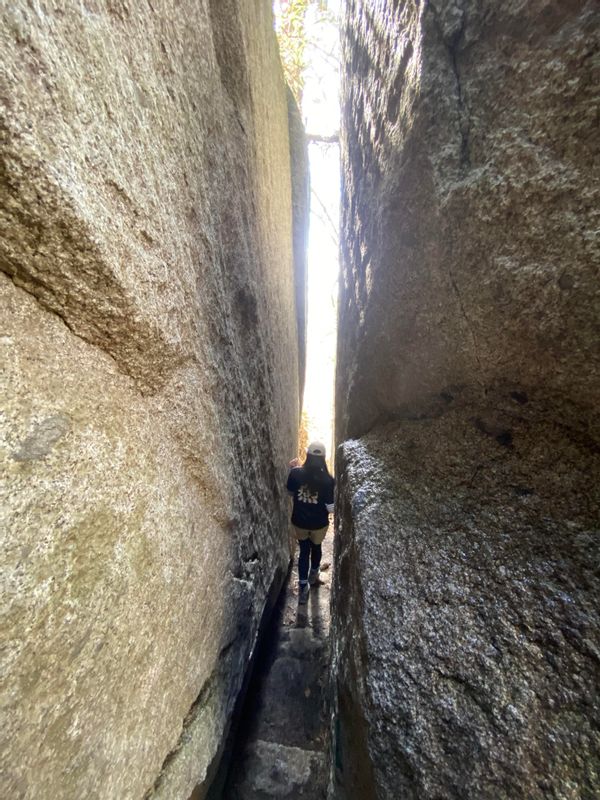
[333,1,600,798]
[0,3,304,799]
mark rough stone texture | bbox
[227,740,327,800]
[333,1,600,798]
[0,3,304,799]
[338,0,599,440]
[333,414,600,799]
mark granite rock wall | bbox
[0,2,304,798]
[333,1,600,798]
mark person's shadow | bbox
[295,582,325,634]
[295,592,309,627]
[309,580,325,636]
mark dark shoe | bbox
[308,568,320,586]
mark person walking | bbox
[287,442,335,604]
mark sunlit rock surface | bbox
[0,2,304,798]
[333,0,600,797]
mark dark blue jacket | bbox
[287,467,335,530]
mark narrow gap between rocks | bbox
[216,528,334,799]
[203,4,341,798]
[291,0,340,464]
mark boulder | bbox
[338,0,600,440]
[332,409,599,799]
[226,739,327,800]
[0,2,304,798]
[333,1,600,797]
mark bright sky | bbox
[298,2,341,461]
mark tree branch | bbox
[311,187,339,248]
[306,132,340,143]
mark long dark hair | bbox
[302,453,332,493]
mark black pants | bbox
[298,539,322,582]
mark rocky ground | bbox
[222,528,334,799]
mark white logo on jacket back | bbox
[298,484,319,504]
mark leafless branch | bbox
[311,187,339,248]
[306,132,340,143]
